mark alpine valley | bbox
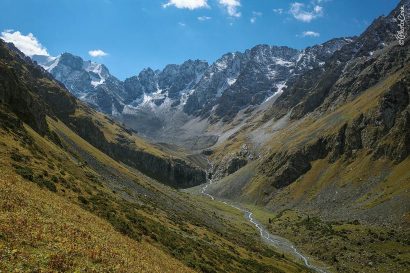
[1,1,409,273]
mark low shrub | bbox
[13,165,34,181]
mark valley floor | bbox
[247,205,410,273]
[189,179,410,273]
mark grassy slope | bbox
[245,206,410,273]
[0,172,194,273]
[73,105,167,159]
[246,71,410,219]
[204,59,410,273]
[209,69,410,219]
[0,108,307,272]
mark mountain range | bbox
[31,36,354,147]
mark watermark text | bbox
[396,5,406,46]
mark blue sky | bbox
[0,0,399,79]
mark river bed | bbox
[201,180,329,273]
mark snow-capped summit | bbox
[33,53,111,91]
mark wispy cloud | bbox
[88,49,108,57]
[250,11,262,24]
[218,0,241,18]
[302,30,320,37]
[198,16,212,21]
[163,0,208,10]
[178,22,187,27]
[0,30,49,56]
[273,8,284,14]
[289,2,323,22]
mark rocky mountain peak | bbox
[139,67,157,78]
[346,2,409,59]
[58,52,83,70]
[295,37,355,72]
[248,44,298,60]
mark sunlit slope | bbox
[208,48,410,224]
[0,173,195,273]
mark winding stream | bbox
[201,179,329,273]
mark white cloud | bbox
[273,8,284,14]
[88,49,108,57]
[302,31,320,37]
[289,2,323,22]
[163,0,208,9]
[163,0,240,18]
[198,16,212,21]
[0,30,49,56]
[218,0,241,18]
[178,22,187,27]
[250,11,262,24]
[314,5,323,13]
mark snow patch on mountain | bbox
[274,58,294,67]
[83,62,107,87]
[264,82,287,102]
[227,78,237,86]
[32,54,60,71]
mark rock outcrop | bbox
[67,114,206,188]
[210,144,255,180]
[260,75,410,189]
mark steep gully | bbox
[200,165,329,273]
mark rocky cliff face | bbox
[261,77,410,188]
[67,113,206,188]
[122,59,209,111]
[209,144,255,181]
[1,43,77,136]
[184,41,352,122]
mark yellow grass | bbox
[0,171,195,273]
